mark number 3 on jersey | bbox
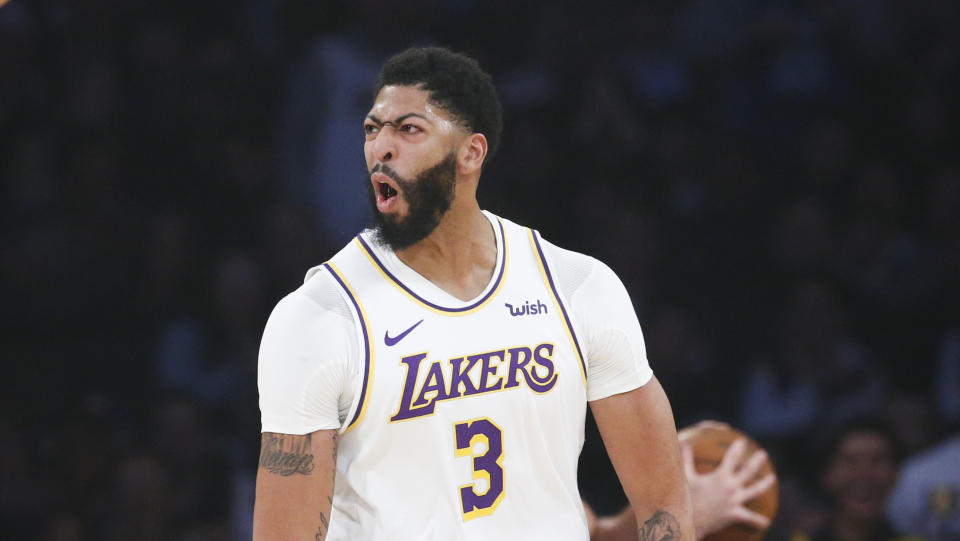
[454,418,504,520]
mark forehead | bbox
[836,432,893,458]
[367,84,457,125]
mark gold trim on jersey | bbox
[528,230,588,387]
[325,262,375,434]
[353,218,510,317]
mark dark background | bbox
[1,1,958,539]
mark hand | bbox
[682,437,777,539]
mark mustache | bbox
[370,163,404,184]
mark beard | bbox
[366,152,458,251]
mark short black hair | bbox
[818,417,903,472]
[374,47,503,163]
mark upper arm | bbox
[258,286,356,434]
[590,378,693,541]
[564,256,653,401]
[254,282,358,539]
[253,430,338,540]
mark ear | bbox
[457,133,488,176]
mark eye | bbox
[399,123,422,134]
[364,124,379,135]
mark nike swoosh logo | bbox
[384,319,424,347]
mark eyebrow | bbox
[365,113,431,125]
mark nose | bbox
[369,125,398,163]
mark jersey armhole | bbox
[528,229,589,386]
[322,262,374,434]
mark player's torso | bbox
[323,215,590,540]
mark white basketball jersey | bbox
[320,213,591,540]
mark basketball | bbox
[682,424,779,541]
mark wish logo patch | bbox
[505,300,548,317]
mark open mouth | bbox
[378,181,398,201]
[371,172,401,210]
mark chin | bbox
[842,499,883,521]
[378,208,408,224]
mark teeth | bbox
[377,182,398,201]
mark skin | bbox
[586,421,776,541]
[680,437,776,537]
[253,431,338,540]
[590,377,694,540]
[253,83,694,540]
[822,431,896,541]
[364,84,495,302]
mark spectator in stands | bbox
[791,418,914,541]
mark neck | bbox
[395,197,496,302]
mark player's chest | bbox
[360,280,582,422]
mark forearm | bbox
[591,377,695,541]
[253,430,338,540]
[594,505,709,541]
[593,420,775,541]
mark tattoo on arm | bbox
[258,433,315,476]
[315,512,329,540]
[315,433,338,539]
[638,510,681,541]
[332,432,338,464]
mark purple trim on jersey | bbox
[324,262,370,430]
[530,231,588,379]
[356,218,507,313]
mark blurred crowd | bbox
[1,1,958,540]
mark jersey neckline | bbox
[354,211,508,315]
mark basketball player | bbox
[253,47,693,541]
